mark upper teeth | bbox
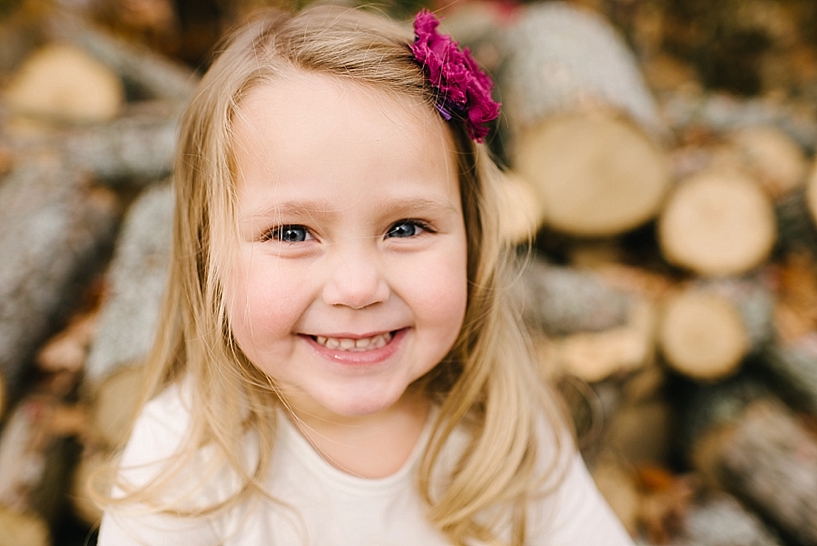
[315,333,392,351]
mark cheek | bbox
[410,248,469,339]
[223,256,304,345]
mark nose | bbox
[321,241,389,309]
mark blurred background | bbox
[1,0,817,544]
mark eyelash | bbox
[386,219,434,238]
[262,225,312,243]
[261,219,435,243]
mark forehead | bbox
[229,70,459,206]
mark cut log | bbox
[5,102,180,185]
[70,448,106,527]
[515,113,671,237]
[0,155,120,393]
[0,506,49,546]
[89,364,147,449]
[776,182,817,257]
[74,185,173,526]
[725,125,808,200]
[4,43,124,124]
[0,395,81,541]
[85,182,173,387]
[36,311,98,374]
[497,2,672,238]
[591,263,676,302]
[605,398,674,467]
[589,454,640,536]
[554,297,656,382]
[658,278,774,381]
[658,170,777,276]
[760,334,817,417]
[687,380,817,545]
[670,492,783,546]
[660,92,817,152]
[71,365,146,526]
[0,14,41,75]
[495,170,544,244]
[772,251,817,343]
[62,104,180,184]
[518,257,633,337]
[635,466,697,545]
[44,11,198,102]
[499,1,666,138]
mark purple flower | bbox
[410,10,500,143]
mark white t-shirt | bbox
[99,385,634,545]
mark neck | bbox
[285,390,430,479]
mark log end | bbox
[496,170,544,244]
[90,364,145,449]
[659,289,749,381]
[726,125,808,200]
[658,170,777,276]
[0,506,49,546]
[4,43,124,124]
[515,114,670,237]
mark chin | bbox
[322,390,406,419]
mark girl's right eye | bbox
[265,225,312,243]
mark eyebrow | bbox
[244,196,460,222]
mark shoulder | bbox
[489,407,635,545]
[98,382,237,546]
[528,422,635,546]
[116,381,193,482]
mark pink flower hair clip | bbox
[410,9,501,143]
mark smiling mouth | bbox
[311,331,395,352]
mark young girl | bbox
[97,5,634,545]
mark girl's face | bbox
[225,72,468,422]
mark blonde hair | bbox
[99,5,567,545]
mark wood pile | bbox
[0,0,816,544]
[0,2,197,542]
[449,1,817,544]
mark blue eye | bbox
[387,220,426,238]
[269,225,310,242]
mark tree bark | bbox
[518,257,633,337]
[689,386,817,545]
[85,182,173,388]
[0,394,82,543]
[760,335,817,417]
[776,183,817,257]
[0,155,119,392]
[499,2,666,138]
[660,92,817,153]
[4,102,180,186]
[43,11,198,103]
[671,492,783,546]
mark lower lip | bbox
[304,329,408,366]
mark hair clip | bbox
[410,10,501,143]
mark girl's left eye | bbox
[386,220,429,238]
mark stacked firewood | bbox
[450,2,817,544]
[0,1,816,545]
[0,3,196,543]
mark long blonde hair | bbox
[100,5,567,545]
